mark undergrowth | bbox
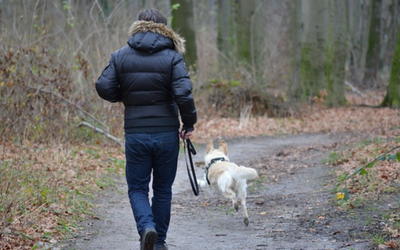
[0,143,124,249]
[331,135,400,248]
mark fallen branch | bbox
[345,81,365,97]
[0,231,35,241]
[79,121,123,147]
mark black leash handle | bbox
[183,138,199,196]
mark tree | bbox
[287,0,303,101]
[192,0,218,81]
[217,0,236,64]
[171,0,197,68]
[236,0,265,80]
[100,0,110,16]
[298,0,328,101]
[326,0,348,107]
[363,0,382,87]
[215,0,265,83]
[347,0,371,85]
[381,7,400,108]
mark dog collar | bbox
[205,157,227,185]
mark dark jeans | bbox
[125,131,179,244]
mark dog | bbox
[197,140,258,226]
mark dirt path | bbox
[60,133,384,250]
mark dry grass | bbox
[0,143,124,249]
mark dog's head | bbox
[204,140,229,165]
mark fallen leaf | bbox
[386,241,398,249]
[336,192,345,200]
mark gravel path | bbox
[60,134,381,250]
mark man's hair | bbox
[138,8,167,25]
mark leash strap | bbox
[183,138,199,196]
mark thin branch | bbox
[347,145,400,178]
[345,81,365,97]
[79,121,123,147]
[11,203,47,226]
[0,231,35,241]
[26,84,108,130]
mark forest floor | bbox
[56,91,400,250]
[2,92,400,250]
[60,131,400,250]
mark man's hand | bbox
[180,130,193,140]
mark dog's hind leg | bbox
[218,174,239,211]
[240,199,249,226]
[238,183,249,226]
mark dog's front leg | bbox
[197,179,207,187]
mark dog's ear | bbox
[206,140,214,154]
[219,140,228,155]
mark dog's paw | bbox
[243,217,249,226]
[197,179,206,187]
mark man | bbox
[96,8,197,250]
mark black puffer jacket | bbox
[96,21,197,134]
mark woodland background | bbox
[1,0,400,249]
[1,0,400,144]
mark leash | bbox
[183,137,199,196]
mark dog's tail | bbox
[235,166,258,180]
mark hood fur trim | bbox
[128,21,186,54]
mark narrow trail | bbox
[61,133,378,250]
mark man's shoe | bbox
[154,242,168,250]
[140,228,158,250]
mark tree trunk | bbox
[100,0,110,17]
[326,0,347,107]
[299,0,328,101]
[236,0,265,81]
[381,9,400,108]
[217,0,236,69]
[347,0,371,86]
[171,0,197,69]
[287,0,303,101]
[363,0,382,88]
[194,0,218,82]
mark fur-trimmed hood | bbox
[128,20,186,54]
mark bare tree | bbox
[326,0,348,107]
[298,0,328,101]
[347,0,371,85]
[217,0,236,65]
[381,3,400,108]
[287,0,303,101]
[363,0,382,88]
[236,0,265,81]
[194,0,218,82]
[171,0,197,68]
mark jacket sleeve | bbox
[95,54,122,103]
[171,53,197,131]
